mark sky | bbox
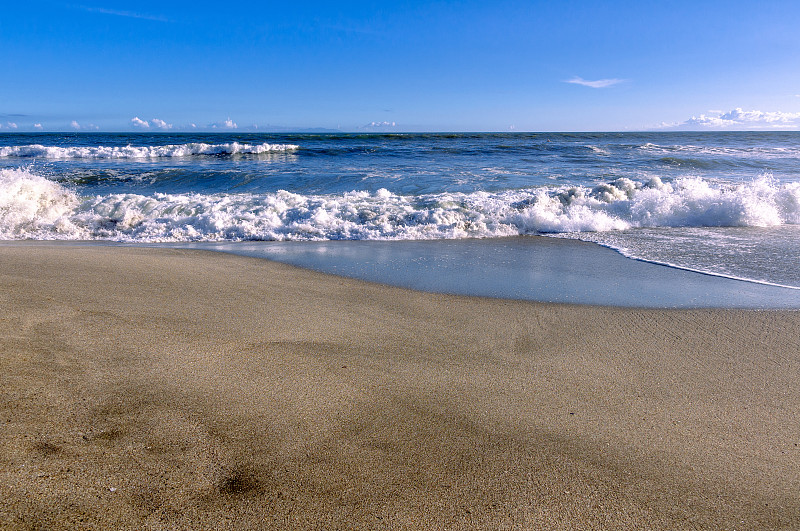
[2,0,800,132]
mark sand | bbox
[1,243,798,530]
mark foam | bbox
[0,168,84,238]
[0,142,299,159]
[638,142,800,158]
[553,225,800,289]
[1,169,798,242]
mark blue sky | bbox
[2,0,800,132]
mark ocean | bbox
[2,132,799,305]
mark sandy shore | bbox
[1,244,798,529]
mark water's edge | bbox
[152,237,800,309]
[3,237,798,309]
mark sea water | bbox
[1,132,799,306]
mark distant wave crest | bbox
[0,142,299,159]
[638,142,800,158]
[1,168,798,242]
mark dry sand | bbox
[0,243,798,530]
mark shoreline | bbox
[1,243,799,528]
[136,237,800,309]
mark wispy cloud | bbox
[72,4,168,22]
[663,108,800,129]
[565,76,626,89]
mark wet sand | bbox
[1,243,799,529]
[178,237,800,308]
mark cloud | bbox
[565,76,626,88]
[6,122,18,129]
[210,118,238,129]
[131,117,173,130]
[33,123,43,130]
[666,108,800,129]
[150,118,172,130]
[362,121,398,130]
[70,121,99,130]
[73,4,168,22]
[130,117,150,129]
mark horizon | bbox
[3,1,800,133]
[4,129,800,135]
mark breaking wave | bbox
[0,142,299,159]
[2,168,799,242]
[638,142,800,159]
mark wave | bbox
[656,156,755,170]
[639,142,800,158]
[586,145,611,155]
[2,168,799,242]
[0,142,299,159]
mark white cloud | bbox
[722,108,800,123]
[130,117,172,130]
[565,76,626,88]
[210,118,238,129]
[668,108,800,129]
[684,114,738,128]
[6,122,17,129]
[71,120,81,130]
[33,123,43,130]
[130,117,150,129]
[362,121,397,129]
[150,118,172,130]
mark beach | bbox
[1,243,798,529]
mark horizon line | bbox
[2,129,799,134]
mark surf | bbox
[0,142,299,159]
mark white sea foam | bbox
[554,226,800,289]
[0,168,84,238]
[1,168,799,242]
[638,142,800,158]
[0,142,299,159]
[587,145,610,155]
